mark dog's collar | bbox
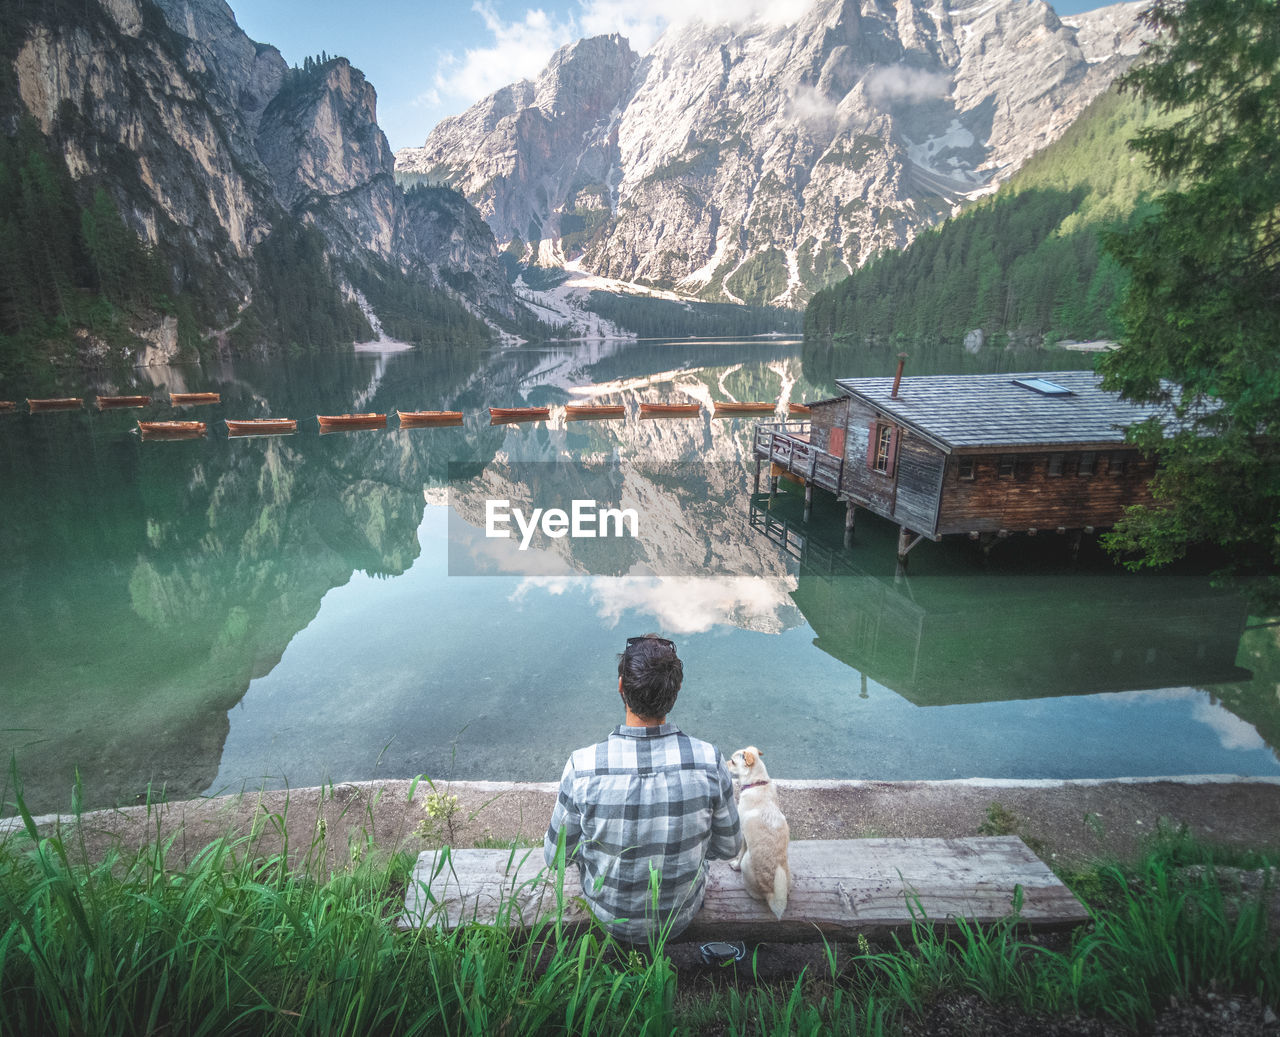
[740,780,770,791]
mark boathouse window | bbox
[1078,451,1097,476]
[998,454,1016,478]
[1047,453,1064,477]
[1109,452,1127,475]
[868,421,899,476]
[958,457,975,481]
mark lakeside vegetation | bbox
[804,87,1168,356]
[583,291,800,338]
[0,116,207,381]
[1093,0,1280,612]
[3,785,1278,1035]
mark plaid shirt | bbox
[544,723,741,942]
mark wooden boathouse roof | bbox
[833,370,1175,452]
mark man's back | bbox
[544,722,740,942]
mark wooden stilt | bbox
[844,502,856,547]
[803,481,813,522]
[895,527,928,571]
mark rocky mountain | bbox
[1,0,528,370]
[396,0,1149,308]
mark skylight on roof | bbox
[1012,377,1073,396]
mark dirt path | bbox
[8,775,1280,872]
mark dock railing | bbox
[748,499,849,577]
[753,421,844,494]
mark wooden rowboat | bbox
[712,401,774,414]
[789,402,811,416]
[0,401,16,413]
[398,410,463,427]
[138,420,206,439]
[638,402,701,416]
[170,392,220,405]
[97,394,152,410]
[226,418,297,436]
[565,404,625,419]
[28,397,83,411]
[317,412,387,432]
[489,407,550,423]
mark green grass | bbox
[3,781,1278,1036]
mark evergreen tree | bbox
[1098,0,1280,608]
[804,87,1169,361]
[81,187,135,301]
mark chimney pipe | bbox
[891,353,907,399]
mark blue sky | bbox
[233,0,1123,151]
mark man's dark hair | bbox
[618,634,683,721]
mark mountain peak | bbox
[397,0,1150,307]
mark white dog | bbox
[726,745,790,919]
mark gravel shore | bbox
[10,774,1279,872]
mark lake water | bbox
[2,337,1277,816]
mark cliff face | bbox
[12,0,277,307]
[398,34,638,259]
[397,0,1149,306]
[399,185,517,320]
[257,58,400,258]
[4,0,526,360]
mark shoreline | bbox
[7,774,1280,869]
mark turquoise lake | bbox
[2,337,1277,816]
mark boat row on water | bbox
[8,395,812,434]
[3,392,222,413]
[493,402,808,421]
[11,389,225,409]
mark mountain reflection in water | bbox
[1,339,1277,816]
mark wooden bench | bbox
[399,836,1088,941]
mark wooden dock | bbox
[754,422,845,496]
[400,836,1087,941]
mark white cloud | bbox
[1118,687,1267,753]
[577,0,670,51]
[788,84,843,125]
[431,0,818,113]
[586,575,796,635]
[510,574,798,634]
[579,0,813,50]
[432,3,577,109]
[865,64,951,105]
[1192,698,1266,752]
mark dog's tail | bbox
[767,865,789,920]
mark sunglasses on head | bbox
[626,636,674,649]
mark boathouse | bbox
[755,369,1171,559]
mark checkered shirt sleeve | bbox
[543,724,741,942]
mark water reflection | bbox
[1,352,496,813]
[2,340,1276,814]
[750,497,1251,704]
[0,340,811,812]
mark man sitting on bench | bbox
[544,634,742,944]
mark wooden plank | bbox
[400,837,1088,941]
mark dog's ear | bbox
[743,749,756,767]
